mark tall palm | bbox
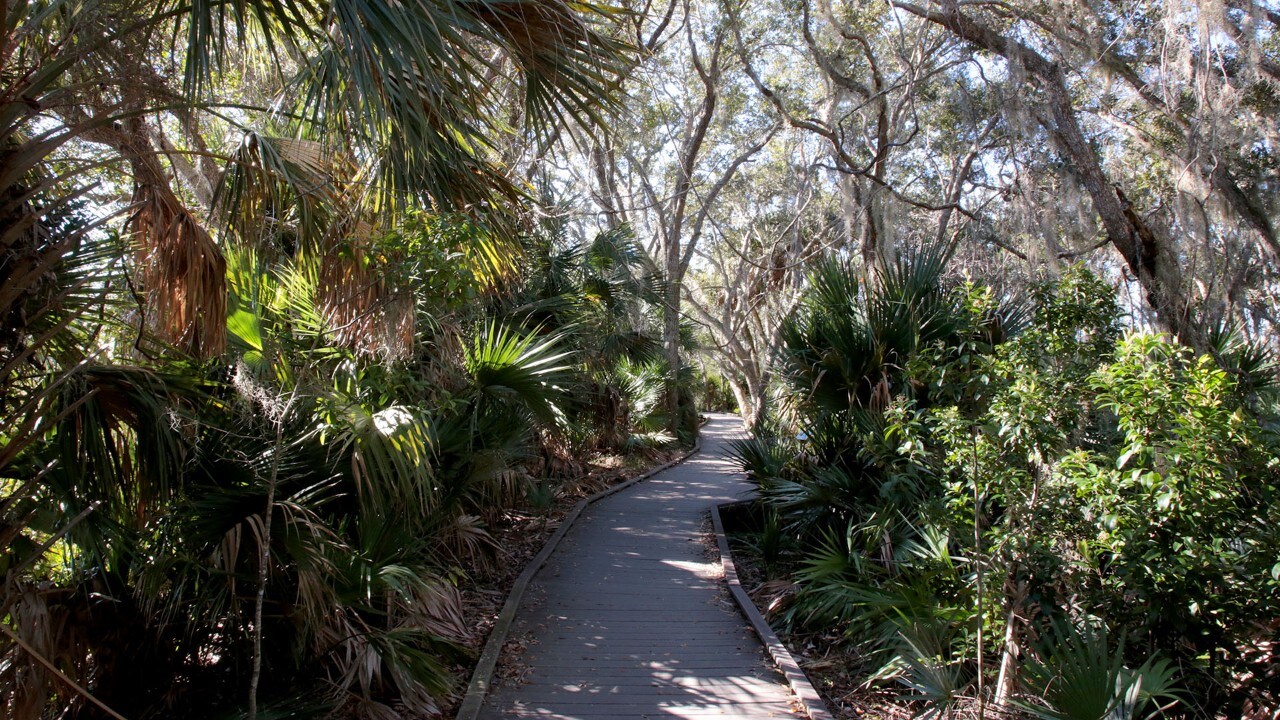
[199,0,631,359]
[3,0,632,357]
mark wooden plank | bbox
[710,503,835,720]
[469,415,804,720]
[529,648,761,657]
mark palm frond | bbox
[264,0,632,211]
[465,321,574,426]
[895,621,968,717]
[322,401,439,520]
[1206,319,1279,405]
[1015,621,1183,720]
[128,173,227,358]
[215,132,342,254]
[616,357,665,431]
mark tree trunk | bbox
[663,240,683,436]
[727,377,752,426]
[992,581,1025,708]
[724,355,766,426]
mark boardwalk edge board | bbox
[454,422,708,720]
[710,501,836,720]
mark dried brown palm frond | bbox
[1,585,96,720]
[128,173,226,358]
[537,430,586,479]
[415,315,469,391]
[286,534,343,647]
[318,609,459,719]
[2,587,59,719]
[554,470,609,497]
[434,513,498,568]
[458,449,525,522]
[272,137,330,175]
[399,576,470,643]
[317,242,415,361]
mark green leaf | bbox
[227,302,264,352]
[1117,445,1138,469]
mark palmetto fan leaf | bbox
[1206,319,1280,404]
[1015,621,1183,720]
[465,321,573,426]
[52,366,213,502]
[474,1,632,132]
[894,620,968,718]
[216,133,341,252]
[615,357,664,429]
[323,401,440,520]
[779,260,871,411]
[869,245,958,356]
[779,247,962,412]
[458,217,524,288]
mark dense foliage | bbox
[734,257,1280,717]
[6,0,1280,716]
[2,205,689,718]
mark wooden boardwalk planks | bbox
[475,415,803,720]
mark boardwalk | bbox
[477,414,801,720]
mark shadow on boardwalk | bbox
[477,414,801,720]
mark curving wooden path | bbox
[476,414,801,720]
